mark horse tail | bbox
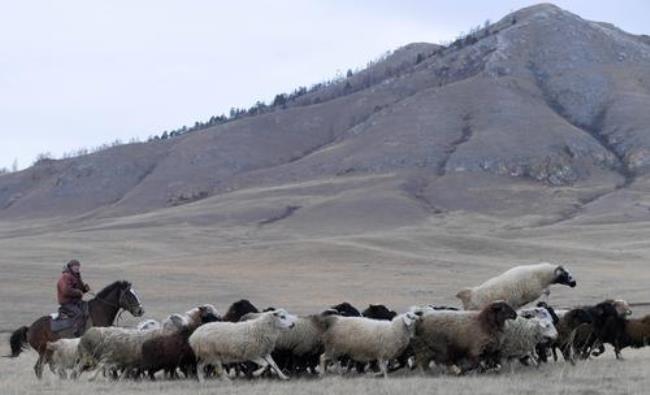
[6,326,29,358]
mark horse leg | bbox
[34,354,45,379]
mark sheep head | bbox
[270,308,297,329]
[400,312,419,336]
[198,304,221,323]
[480,301,517,333]
[553,266,577,288]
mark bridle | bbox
[88,287,140,325]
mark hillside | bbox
[1,3,650,228]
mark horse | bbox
[5,280,145,379]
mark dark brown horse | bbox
[6,280,144,378]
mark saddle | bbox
[50,302,89,335]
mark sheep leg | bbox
[196,361,207,382]
[263,355,289,380]
[377,359,388,379]
[213,361,229,381]
[48,360,57,375]
[247,358,267,378]
[318,353,330,376]
[118,367,130,381]
[88,362,105,382]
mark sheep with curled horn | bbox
[456,263,577,310]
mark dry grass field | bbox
[2,178,650,394]
[1,346,649,395]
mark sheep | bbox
[137,319,161,331]
[617,315,650,352]
[362,304,397,320]
[496,313,558,366]
[571,301,624,360]
[580,300,633,359]
[328,302,361,317]
[137,315,185,334]
[222,299,259,322]
[549,307,593,364]
[77,327,159,380]
[318,312,419,378]
[408,305,459,317]
[183,304,221,329]
[412,301,517,374]
[140,311,221,380]
[272,315,325,376]
[189,309,297,381]
[520,303,560,363]
[353,304,398,373]
[45,338,81,379]
[456,263,577,310]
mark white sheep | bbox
[273,315,324,371]
[456,263,576,310]
[499,314,558,365]
[318,312,418,378]
[189,309,296,381]
[137,319,161,331]
[45,338,81,379]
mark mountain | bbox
[2,3,650,229]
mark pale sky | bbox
[1,1,648,170]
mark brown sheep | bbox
[412,301,517,374]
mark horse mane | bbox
[95,280,131,299]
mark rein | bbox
[88,289,134,326]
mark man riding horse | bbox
[57,259,90,335]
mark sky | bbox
[1,1,648,171]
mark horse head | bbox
[118,281,145,317]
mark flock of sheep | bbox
[42,262,650,381]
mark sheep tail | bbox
[5,326,29,358]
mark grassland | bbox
[2,188,650,394]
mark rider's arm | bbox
[62,276,83,298]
